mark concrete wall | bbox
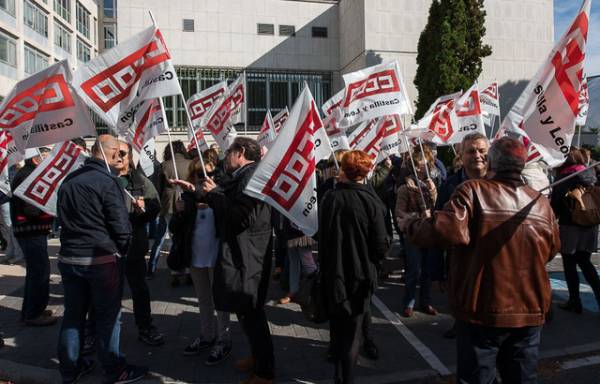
[117,0,339,72]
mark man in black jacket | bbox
[56,135,147,384]
[172,137,274,384]
[11,147,54,326]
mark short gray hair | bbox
[462,132,488,145]
[488,137,527,173]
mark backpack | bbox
[570,186,600,226]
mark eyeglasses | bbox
[118,150,129,158]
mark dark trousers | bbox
[125,257,152,329]
[330,313,365,384]
[456,321,542,384]
[562,250,600,305]
[237,307,274,379]
[18,235,49,320]
[362,306,372,342]
[403,240,432,309]
[57,261,126,382]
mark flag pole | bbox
[402,135,428,210]
[158,97,180,181]
[243,70,248,136]
[182,97,209,178]
[417,137,432,180]
[98,138,143,210]
[539,161,600,193]
[577,125,582,147]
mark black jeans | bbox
[125,257,152,329]
[18,235,50,320]
[562,250,600,305]
[330,313,365,384]
[456,321,542,384]
[237,307,274,379]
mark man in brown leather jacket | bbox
[399,137,560,384]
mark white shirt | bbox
[191,206,219,268]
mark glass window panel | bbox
[0,0,15,16]
[0,32,17,67]
[269,81,287,110]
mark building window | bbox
[24,45,48,74]
[312,26,328,38]
[92,16,96,44]
[54,22,71,52]
[103,24,115,48]
[76,2,90,39]
[103,0,115,18]
[76,38,90,61]
[0,0,15,16]
[54,0,70,22]
[0,31,16,67]
[24,1,48,37]
[182,18,194,32]
[257,23,274,35]
[279,25,295,37]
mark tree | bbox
[414,0,492,118]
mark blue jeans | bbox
[18,235,49,320]
[456,321,542,384]
[147,214,170,273]
[403,240,432,309]
[287,246,317,294]
[57,261,126,382]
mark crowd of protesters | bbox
[1,131,599,384]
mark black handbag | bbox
[296,272,328,324]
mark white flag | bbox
[501,0,591,167]
[139,138,158,177]
[348,119,383,161]
[322,90,350,150]
[0,132,22,196]
[14,141,88,216]
[338,61,412,127]
[257,110,276,148]
[124,99,167,154]
[186,81,227,151]
[377,115,404,162]
[480,81,501,127]
[418,83,485,145]
[73,25,182,129]
[244,85,332,236]
[0,60,96,151]
[272,108,290,135]
[202,75,244,151]
[576,75,589,127]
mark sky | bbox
[554,0,600,76]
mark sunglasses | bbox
[118,150,129,158]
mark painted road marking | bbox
[372,295,451,376]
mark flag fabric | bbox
[244,85,332,236]
[73,25,182,129]
[202,74,244,151]
[576,75,589,127]
[338,61,412,128]
[480,81,501,127]
[322,90,350,150]
[13,141,87,216]
[377,115,404,162]
[0,60,96,151]
[120,98,167,154]
[0,132,22,196]
[418,83,485,145]
[348,119,383,162]
[257,110,276,148]
[186,81,227,151]
[501,0,591,167]
[139,138,158,177]
[272,108,289,134]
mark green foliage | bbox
[414,0,492,119]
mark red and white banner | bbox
[202,74,244,150]
[576,75,589,127]
[272,107,289,134]
[0,60,96,151]
[73,25,182,129]
[244,85,332,236]
[139,138,158,177]
[377,115,404,162]
[13,141,87,216]
[257,110,276,148]
[418,83,485,145]
[186,81,227,151]
[480,81,501,127]
[338,61,412,127]
[348,119,383,162]
[0,132,22,196]
[322,90,350,150]
[122,98,167,154]
[501,0,590,167]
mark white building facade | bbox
[0,0,99,98]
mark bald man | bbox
[56,134,148,384]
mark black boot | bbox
[558,299,583,314]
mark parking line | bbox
[372,295,452,376]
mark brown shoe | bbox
[240,374,273,384]
[279,295,292,305]
[402,308,414,318]
[420,305,438,316]
[24,314,57,326]
[235,357,255,373]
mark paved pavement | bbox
[1,239,600,383]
